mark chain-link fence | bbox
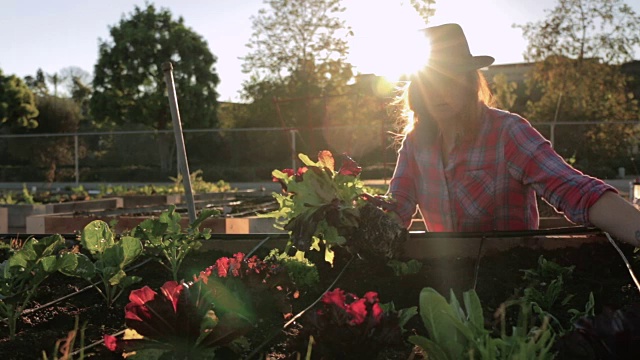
[0,121,638,183]
[0,125,400,183]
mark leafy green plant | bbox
[0,235,78,339]
[387,259,423,276]
[409,287,556,360]
[169,169,233,193]
[61,220,143,307]
[104,280,253,359]
[265,150,406,264]
[520,256,583,334]
[21,183,36,204]
[0,184,38,205]
[292,288,417,359]
[131,206,219,281]
[0,191,17,204]
[264,248,319,290]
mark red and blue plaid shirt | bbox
[389,107,616,231]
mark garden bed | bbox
[1,233,639,359]
[2,198,123,233]
[23,194,280,234]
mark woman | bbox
[388,23,640,247]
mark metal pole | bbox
[290,129,296,169]
[161,61,196,224]
[74,135,79,185]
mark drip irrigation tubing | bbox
[0,257,154,324]
[0,225,605,242]
[244,256,356,360]
[604,232,640,294]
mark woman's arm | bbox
[589,191,640,247]
[388,137,419,228]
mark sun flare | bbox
[345,1,432,82]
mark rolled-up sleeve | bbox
[505,118,617,226]
[388,136,419,228]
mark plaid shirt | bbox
[389,107,616,231]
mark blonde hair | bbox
[393,70,495,143]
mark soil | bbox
[2,238,640,359]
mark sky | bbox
[2,0,639,102]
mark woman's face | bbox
[417,70,470,123]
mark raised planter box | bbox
[104,194,181,208]
[25,212,284,235]
[2,198,123,232]
[0,207,7,233]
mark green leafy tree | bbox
[23,68,49,97]
[9,96,84,182]
[91,3,220,173]
[0,69,39,129]
[408,0,437,25]
[240,0,355,169]
[515,0,640,177]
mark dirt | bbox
[1,239,640,359]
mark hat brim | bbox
[428,55,495,73]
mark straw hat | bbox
[422,23,494,73]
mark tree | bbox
[516,0,640,65]
[59,66,92,96]
[407,0,437,25]
[23,69,49,97]
[8,96,83,182]
[242,0,352,85]
[0,69,39,129]
[240,0,355,167]
[515,0,640,177]
[90,3,220,172]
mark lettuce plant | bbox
[131,206,219,281]
[0,235,77,339]
[104,280,254,359]
[266,150,407,265]
[62,220,143,307]
[266,151,364,263]
[409,287,556,360]
[292,288,416,359]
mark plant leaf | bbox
[81,220,115,255]
[408,335,450,360]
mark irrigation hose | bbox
[472,237,486,291]
[604,232,640,295]
[244,256,356,360]
[0,257,154,323]
[68,328,126,357]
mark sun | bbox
[344,1,431,82]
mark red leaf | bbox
[129,286,157,306]
[322,288,346,309]
[363,291,379,304]
[347,298,368,325]
[103,334,118,352]
[371,303,383,323]
[338,154,362,177]
[160,281,184,313]
[317,150,335,172]
[215,257,230,277]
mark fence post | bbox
[74,135,79,185]
[290,129,296,169]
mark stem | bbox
[7,307,17,340]
[604,232,640,294]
